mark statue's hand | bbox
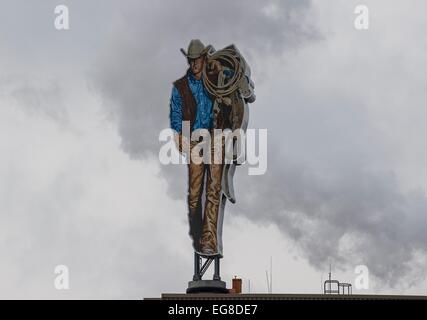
[174,132,190,154]
[208,60,222,75]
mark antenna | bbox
[264,257,273,294]
[323,262,352,295]
[265,270,270,293]
[270,256,273,293]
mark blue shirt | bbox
[169,73,213,133]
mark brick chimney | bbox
[232,276,242,294]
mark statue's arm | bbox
[170,86,188,153]
[169,85,182,133]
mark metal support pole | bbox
[193,252,201,281]
[193,252,223,281]
[213,256,221,281]
[187,253,227,293]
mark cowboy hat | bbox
[180,39,212,59]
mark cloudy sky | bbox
[1,0,427,298]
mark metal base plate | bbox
[186,280,228,294]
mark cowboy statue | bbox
[169,39,255,291]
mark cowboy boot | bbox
[188,207,203,252]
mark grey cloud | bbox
[0,0,324,298]
[92,0,318,160]
[91,0,427,289]
[232,87,427,287]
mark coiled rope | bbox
[202,48,244,99]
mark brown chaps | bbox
[186,135,225,255]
